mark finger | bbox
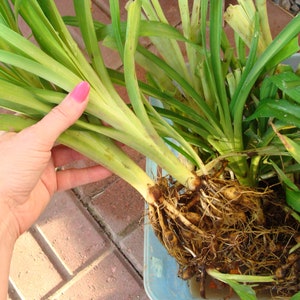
[51,145,87,167]
[32,81,90,149]
[56,165,112,191]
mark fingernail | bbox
[70,81,90,103]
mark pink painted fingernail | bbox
[70,81,90,103]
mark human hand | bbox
[0,81,112,240]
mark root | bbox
[148,174,300,298]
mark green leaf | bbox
[264,71,300,103]
[207,268,274,283]
[232,13,300,142]
[136,45,221,131]
[207,269,274,300]
[0,78,52,116]
[153,106,211,137]
[13,0,76,70]
[260,56,300,106]
[109,0,124,60]
[140,21,190,42]
[271,159,300,215]
[210,1,231,133]
[0,113,36,131]
[73,0,109,84]
[291,290,300,300]
[225,279,257,300]
[0,0,19,31]
[264,37,299,71]
[230,12,260,114]
[278,134,300,164]
[0,50,80,89]
[248,98,300,128]
[286,188,300,213]
[259,76,280,100]
[268,122,300,164]
[270,160,298,189]
[65,16,192,45]
[124,0,149,122]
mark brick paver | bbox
[36,191,110,273]
[90,179,144,240]
[9,231,63,299]
[49,251,144,300]
[8,188,148,300]
[119,224,145,275]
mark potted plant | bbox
[0,0,299,299]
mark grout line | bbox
[29,225,73,281]
[72,188,144,279]
[41,246,114,299]
[8,278,25,300]
[44,248,114,300]
[92,0,111,18]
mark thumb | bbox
[32,81,90,148]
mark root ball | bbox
[148,175,300,298]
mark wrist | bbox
[0,203,19,245]
[0,205,18,300]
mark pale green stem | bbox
[207,268,274,283]
[0,114,155,201]
[255,0,273,46]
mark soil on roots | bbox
[148,174,300,298]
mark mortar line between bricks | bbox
[44,247,114,300]
[71,189,145,280]
[92,0,111,18]
[8,277,25,300]
[30,224,73,281]
[83,197,144,280]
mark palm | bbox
[14,159,57,234]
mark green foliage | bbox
[93,0,300,187]
[207,269,274,300]
[0,0,200,198]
